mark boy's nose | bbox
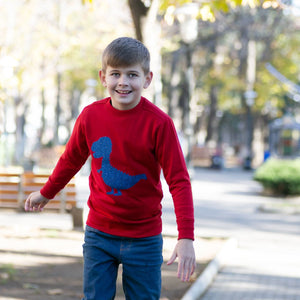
[118,74,128,86]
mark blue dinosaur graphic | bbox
[91,136,147,196]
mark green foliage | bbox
[254,158,300,195]
[160,0,192,11]
[0,264,16,283]
[158,0,280,14]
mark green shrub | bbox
[253,158,300,196]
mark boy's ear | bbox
[99,70,107,87]
[143,71,153,89]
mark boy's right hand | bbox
[24,191,50,212]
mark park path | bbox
[162,168,300,300]
[1,167,299,299]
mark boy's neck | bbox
[109,97,142,111]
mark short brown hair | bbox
[102,37,150,74]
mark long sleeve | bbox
[156,118,194,240]
[40,113,90,199]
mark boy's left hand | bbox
[167,239,196,282]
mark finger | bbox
[179,258,195,282]
[35,202,44,212]
[184,261,192,282]
[24,199,29,211]
[191,260,196,275]
[187,259,196,281]
[185,258,196,281]
[38,201,46,211]
[184,261,191,282]
[167,252,177,265]
[24,196,33,211]
[177,258,185,281]
[32,201,42,212]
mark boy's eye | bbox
[129,73,138,78]
[112,73,120,77]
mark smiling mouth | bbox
[116,90,131,94]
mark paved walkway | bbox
[1,168,299,299]
[162,168,300,300]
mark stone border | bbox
[181,237,238,300]
[258,203,300,215]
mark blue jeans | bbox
[82,226,163,300]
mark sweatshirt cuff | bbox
[40,180,59,199]
[178,222,194,240]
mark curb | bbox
[258,203,300,215]
[181,237,238,300]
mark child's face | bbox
[99,64,153,111]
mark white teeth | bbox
[118,90,130,94]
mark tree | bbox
[161,3,299,158]
[0,0,133,167]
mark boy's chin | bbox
[111,98,140,110]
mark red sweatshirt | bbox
[41,97,194,240]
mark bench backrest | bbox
[0,172,77,212]
[0,173,21,208]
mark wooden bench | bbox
[0,173,22,208]
[0,171,77,212]
[191,146,212,167]
[21,172,77,212]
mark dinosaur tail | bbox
[136,173,147,181]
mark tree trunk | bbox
[38,87,46,147]
[54,71,62,145]
[205,85,218,144]
[127,0,149,42]
[167,50,181,119]
[142,0,162,105]
[14,96,27,165]
[67,89,81,137]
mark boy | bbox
[25,37,195,300]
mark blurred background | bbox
[0,0,300,172]
[1,2,300,299]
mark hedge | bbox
[253,158,300,196]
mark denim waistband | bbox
[85,225,162,241]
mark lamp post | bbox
[174,3,199,172]
[244,90,256,169]
[243,39,257,170]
